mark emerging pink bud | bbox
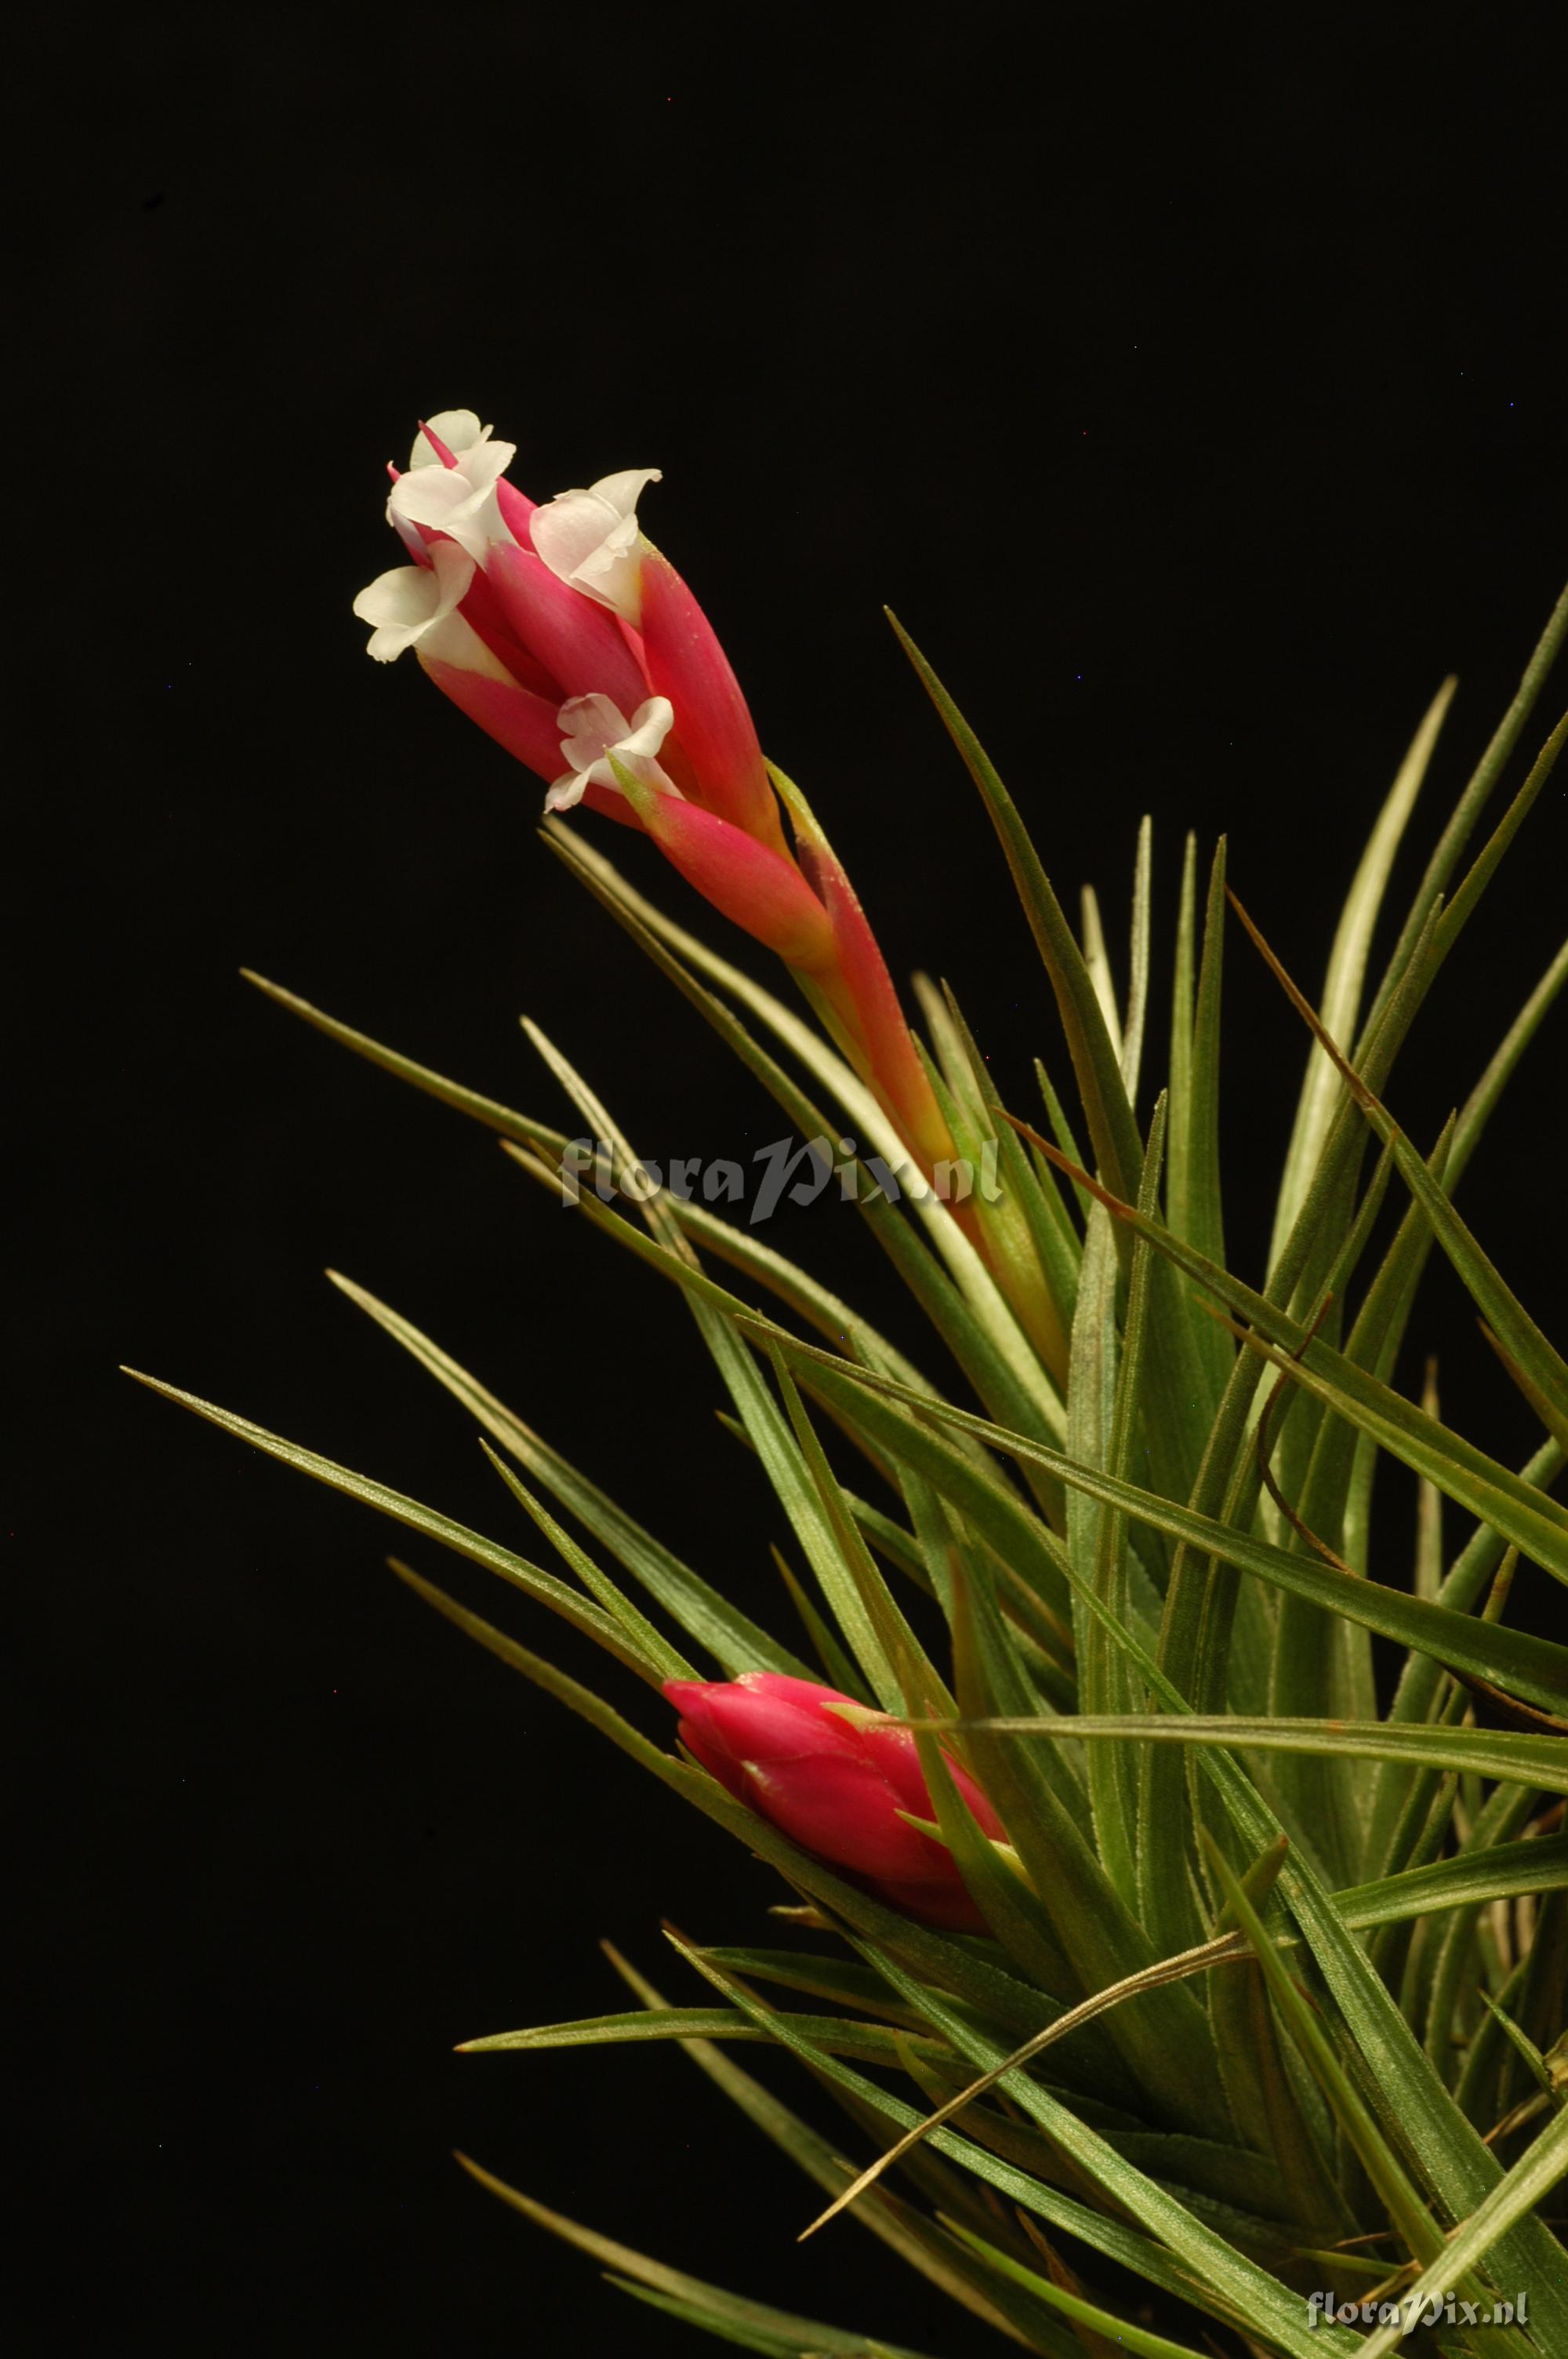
[664,1672,1004,1931]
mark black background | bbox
[16,8,1567,2353]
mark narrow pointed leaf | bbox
[122,1368,662,1679]
[328,1274,815,1680]
[1267,676,1455,1270]
[1355,2106,1568,2359]
[885,613,1143,1205]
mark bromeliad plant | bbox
[130,408,1568,2357]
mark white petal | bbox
[393,478,485,562]
[472,487,518,558]
[557,689,629,736]
[389,507,429,564]
[353,562,443,660]
[410,409,488,467]
[543,770,588,813]
[530,467,661,616]
[555,691,631,771]
[590,466,662,521]
[530,488,622,586]
[426,538,478,617]
[354,545,475,661]
[390,468,476,532]
[354,565,440,627]
[617,696,675,759]
[572,511,642,613]
[460,439,517,493]
[418,606,514,681]
[392,454,517,562]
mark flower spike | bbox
[357,416,973,1187]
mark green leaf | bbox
[1267,1127,1445,1871]
[516,1020,909,1706]
[1170,839,1232,1403]
[1366,1439,1562,1876]
[1425,703,1566,977]
[1033,1056,1094,1223]
[793,1356,1076,1666]
[480,1443,694,1681]
[453,2156,948,2359]
[546,822,1068,1456]
[241,965,961,1433]
[596,1952,1069,2350]
[677,1936,1359,2355]
[458,2004,961,2074]
[1266,676,1455,1273]
[695,1340,1568,2344]
[942,2224,1212,2359]
[1231,888,1568,1424]
[927,1714,1568,1795]
[1122,815,1153,1104]
[885,612,1144,1208]
[1079,880,1123,1069]
[1000,1132,1568,1584]
[239,968,563,1143]
[1207,1917,1349,2235]
[1198,1831,1448,2267]
[1093,1110,1181,1910]
[1356,581,1566,1050]
[1481,1319,1568,1462]
[1483,1993,1555,2088]
[1338,1834,1568,1930]
[949,1539,1226,2126]
[771,1544,877,1697]
[1068,1188,1142,1905]
[327,1274,815,1681]
[1447,935,1568,1190]
[766,1342,956,1717]
[913,1699,1096,2008]
[750,1332,1568,1712]
[1230,1314,1568,1586]
[524,1192,1076,1658]
[1165,831,1199,1241]
[385,1554,1083,2045]
[1354,2106,1568,2359]
[833,1937,1363,2359]
[684,1948,931,2026]
[120,1367,667,1681]
[927,978,1078,1378]
[1421,1778,1541,2077]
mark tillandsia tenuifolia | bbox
[128,406,1568,2357]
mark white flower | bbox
[405,410,492,470]
[545,692,678,812]
[352,538,508,678]
[530,467,662,620]
[387,409,519,564]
